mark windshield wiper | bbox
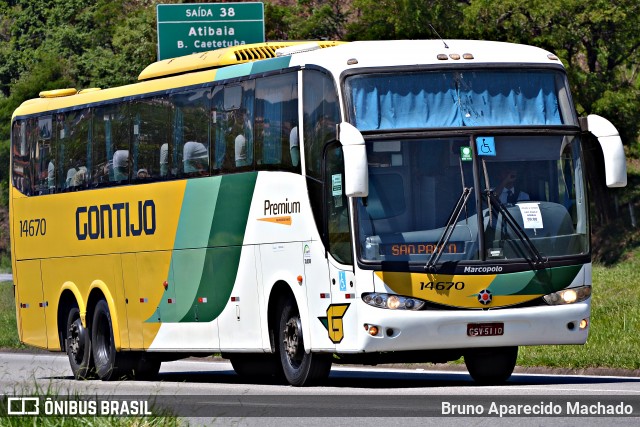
[425,187,472,271]
[485,190,546,269]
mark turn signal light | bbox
[580,318,589,330]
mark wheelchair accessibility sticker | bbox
[476,136,496,156]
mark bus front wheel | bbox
[66,305,94,379]
[464,346,518,385]
[91,299,133,380]
[277,297,331,386]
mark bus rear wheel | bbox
[66,305,94,380]
[278,297,331,386]
[464,346,518,385]
[91,299,133,380]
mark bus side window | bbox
[303,69,340,180]
[171,88,211,178]
[325,143,352,265]
[93,107,110,187]
[57,109,92,192]
[11,120,31,195]
[254,72,300,173]
[213,81,255,174]
[131,97,171,183]
[33,116,54,195]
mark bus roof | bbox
[284,39,563,76]
[138,40,344,81]
[12,40,563,119]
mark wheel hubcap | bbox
[283,316,303,363]
[68,319,84,363]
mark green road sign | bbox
[157,2,265,60]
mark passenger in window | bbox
[47,161,55,193]
[183,141,208,175]
[233,109,252,168]
[160,143,168,177]
[72,166,88,188]
[113,149,129,182]
[137,168,150,180]
[66,167,77,189]
[495,167,530,204]
[235,134,248,167]
[92,164,106,187]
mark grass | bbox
[517,254,640,370]
[0,281,24,349]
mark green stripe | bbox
[214,62,254,81]
[250,56,292,74]
[487,265,582,296]
[214,56,292,81]
[148,173,258,323]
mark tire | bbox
[91,299,133,381]
[464,346,518,385]
[65,305,94,380]
[278,297,332,386]
[230,353,284,379]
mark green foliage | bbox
[462,0,640,147]
[347,0,465,40]
[0,282,23,349]
[285,0,350,40]
[265,2,294,40]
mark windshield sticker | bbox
[518,203,544,229]
[460,146,472,161]
[476,136,496,156]
[332,174,343,196]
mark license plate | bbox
[467,322,504,337]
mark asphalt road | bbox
[1,352,639,426]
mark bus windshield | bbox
[346,69,577,130]
[356,134,589,264]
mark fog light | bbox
[369,326,379,336]
[579,318,589,329]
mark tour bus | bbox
[10,40,626,386]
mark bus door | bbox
[15,260,48,348]
[323,143,357,349]
[302,239,333,350]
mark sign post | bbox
[156,2,265,60]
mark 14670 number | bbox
[19,218,46,237]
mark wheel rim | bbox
[67,318,85,364]
[283,314,304,368]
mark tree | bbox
[347,0,466,41]
[463,0,640,225]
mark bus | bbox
[10,40,627,386]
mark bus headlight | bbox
[362,293,425,310]
[543,286,591,305]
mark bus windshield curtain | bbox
[350,71,562,130]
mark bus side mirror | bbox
[580,114,627,188]
[338,122,368,197]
